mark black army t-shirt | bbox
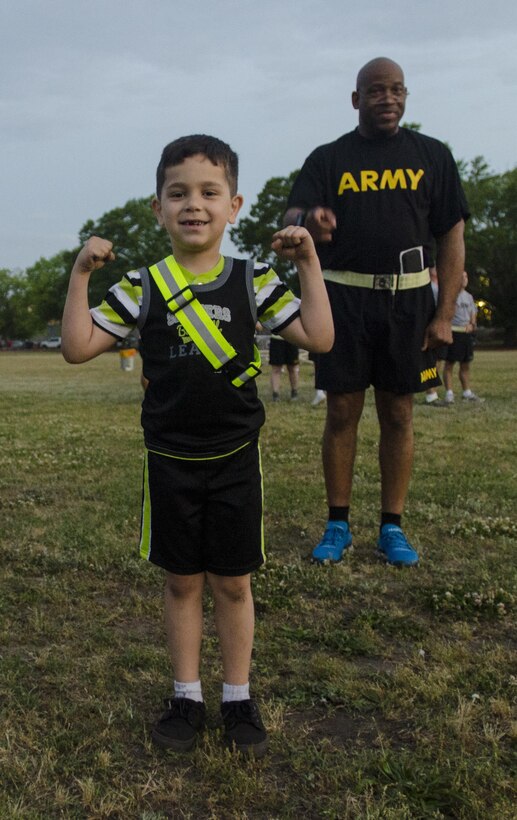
[287,127,469,274]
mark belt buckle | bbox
[373,274,394,290]
[166,285,196,314]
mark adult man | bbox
[285,57,469,566]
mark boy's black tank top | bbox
[138,256,265,458]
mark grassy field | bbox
[0,350,515,819]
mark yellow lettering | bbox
[406,168,425,190]
[380,169,407,190]
[361,170,379,191]
[338,168,424,194]
[420,367,437,383]
[338,172,360,195]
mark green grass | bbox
[1,350,516,819]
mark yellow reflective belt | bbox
[322,269,430,290]
[148,257,261,387]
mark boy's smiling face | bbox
[152,154,243,266]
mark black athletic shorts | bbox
[139,440,264,576]
[269,337,299,367]
[443,331,474,363]
[315,281,441,395]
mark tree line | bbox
[1,155,516,346]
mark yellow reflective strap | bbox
[149,257,238,370]
[231,345,262,387]
[147,257,262,388]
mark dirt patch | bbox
[287,706,416,751]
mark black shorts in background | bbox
[316,281,440,395]
[444,332,474,363]
[269,337,299,367]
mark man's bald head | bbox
[356,57,404,91]
[352,58,407,138]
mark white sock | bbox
[426,391,439,403]
[463,389,473,398]
[446,390,454,401]
[222,682,250,703]
[174,680,203,702]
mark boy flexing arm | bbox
[61,237,117,363]
[271,225,334,353]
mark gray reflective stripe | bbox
[154,258,237,370]
[137,266,151,330]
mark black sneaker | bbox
[221,699,268,758]
[151,697,206,751]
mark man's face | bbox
[352,61,407,138]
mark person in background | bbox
[440,271,483,404]
[269,333,300,401]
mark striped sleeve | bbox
[90,269,143,339]
[253,262,300,332]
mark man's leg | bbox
[374,390,419,566]
[286,363,300,398]
[443,360,455,403]
[459,361,471,392]
[375,390,414,515]
[312,391,364,563]
[323,391,365,506]
[270,365,282,399]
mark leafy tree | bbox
[0,269,37,339]
[78,197,171,305]
[462,161,517,345]
[229,171,300,291]
[24,250,77,330]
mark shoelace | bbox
[163,698,203,726]
[223,701,262,729]
[322,525,347,546]
[382,528,411,551]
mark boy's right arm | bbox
[61,236,118,363]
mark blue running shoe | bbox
[377,524,419,567]
[312,521,353,564]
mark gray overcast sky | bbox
[2,0,516,271]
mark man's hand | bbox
[74,236,115,274]
[271,226,318,262]
[305,207,337,243]
[422,316,453,351]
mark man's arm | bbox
[61,236,119,363]
[469,295,477,332]
[283,206,336,244]
[423,219,465,349]
[270,226,334,353]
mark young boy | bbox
[61,134,333,758]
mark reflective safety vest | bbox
[147,256,262,388]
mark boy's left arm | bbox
[270,227,334,353]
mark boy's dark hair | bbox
[156,135,239,197]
